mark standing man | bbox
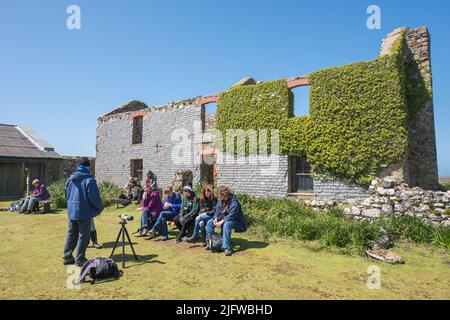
[63,157,104,266]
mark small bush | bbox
[47,179,67,209]
[438,182,450,192]
[98,181,125,207]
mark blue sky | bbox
[1,0,449,175]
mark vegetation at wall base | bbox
[48,179,124,209]
[238,194,450,253]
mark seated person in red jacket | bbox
[135,181,163,237]
[19,179,51,214]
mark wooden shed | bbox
[0,124,63,200]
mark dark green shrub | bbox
[47,179,67,209]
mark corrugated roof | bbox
[0,124,62,160]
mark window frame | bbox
[132,116,143,145]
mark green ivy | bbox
[216,32,421,186]
[216,79,293,154]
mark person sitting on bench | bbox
[135,181,163,237]
[125,177,143,204]
[174,186,199,243]
[205,186,247,256]
[19,179,51,214]
[147,185,182,241]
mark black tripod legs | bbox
[123,225,138,260]
[110,224,138,268]
[110,226,123,259]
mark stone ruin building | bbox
[95,26,438,204]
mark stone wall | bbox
[42,162,62,186]
[62,156,96,178]
[307,177,450,226]
[380,27,438,190]
[217,155,289,198]
[404,27,439,190]
[95,100,203,189]
[314,179,370,202]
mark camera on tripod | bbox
[119,214,134,223]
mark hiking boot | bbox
[145,230,157,240]
[63,257,75,265]
[93,243,103,249]
[224,249,233,256]
[175,238,182,243]
[205,244,211,250]
[135,228,149,237]
[186,236,197,243]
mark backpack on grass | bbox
[207,232,223,253]
[79,257,122,284]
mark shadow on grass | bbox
[110,253,165,268]
[232,238,269,252]
[101,241,139,249]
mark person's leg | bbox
[151,211,171,233]
[188,215,210,242]
[204,218,216,249]
[190,217,202,240]
[90,219,102,249]
[222,220,235,251]
[139,209,150,233]
[63,220,79,263]
[20,198,30,213]
[75,219,92,266]
[200,216,213,243]
[173,215,182,231]
[27,197,41,212]
[176,222,189,242]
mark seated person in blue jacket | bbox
[186,185,217,246]
[205,186,247,256]
[19,179,51,214]
[147,185,181,241]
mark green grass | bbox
[1,200,450,300]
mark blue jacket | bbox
[213,195,247,233]
[163,193,182,214]
[64,166,104,221]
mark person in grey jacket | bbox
[63,158,104,267]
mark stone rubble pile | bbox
[305,177,450,226]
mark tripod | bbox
[110,219,138,268]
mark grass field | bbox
[0,200,449,300]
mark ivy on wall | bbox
[216,32,415,186]
[216,79,293,154]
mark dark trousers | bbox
[174,215,195,240]
[63,219,91,265]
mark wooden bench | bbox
[36,200,52,214]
